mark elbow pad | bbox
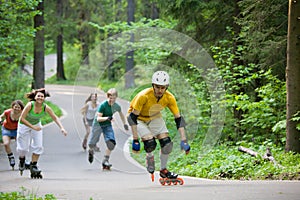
[127,112,138,126]
[175,116,186,129]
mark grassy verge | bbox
[0,187,57,200]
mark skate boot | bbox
[30,162,43,179]
[7,153,15,170]
[159,168,184,186]
[102,156,112,170]
[25,160,31,170]
[82,138,87,150]
[19,157,26,176]
[146,155,155,181]
[88,149,94,164]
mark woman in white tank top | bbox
[81,93,100,151]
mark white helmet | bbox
[152,71,170,86]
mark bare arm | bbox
[96,112,111,122]
[118,111,127,125]
[130,109,140,140]
[46,106,67,136]
[80,103,89,125]
[0,111,5,121]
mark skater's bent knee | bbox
[106,139,116,150]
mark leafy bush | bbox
[169,142,300,180]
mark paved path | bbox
[1,55,300,199]
[1,84,300,200]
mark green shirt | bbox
[97,100,121,127]
[20,101,46,125]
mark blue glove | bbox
[132,139,140,152]
[180,140,190,154]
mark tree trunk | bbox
[151,1,159,20]
[56,0,66,80]
[33,1,45,89]
[232,0,244,138]
[286,0,300,153]
[125,0,135,88]
[78,4,89,65]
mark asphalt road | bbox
[1,84,300,200]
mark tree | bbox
[56,0,66,80]
[125,0,135,88]
[32,0,45,89]
[285,0,300,153]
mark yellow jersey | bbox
[128,88,180,122]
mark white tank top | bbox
[86,101,99,120]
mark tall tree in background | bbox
[142,0,159,19]
[125,0,135,88]
[56,0,66,80]
[285,0,300,153]
[33,0,45,89]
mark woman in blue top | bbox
[88,88,128,169]
[17,88,67,178]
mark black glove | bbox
[107,116,113,121]
[124,124,129,130]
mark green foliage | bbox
[0,1,38,112]
[41,101,63,125]
[0,71,32,113]
[210,38,286,145]
[0,187,57,200]
[168,143,300,180]
[236,0,288,79]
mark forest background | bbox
[0,0,300,180]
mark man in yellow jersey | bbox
[127,71,190,180]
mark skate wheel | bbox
[167,180,172,185]
[173,181,178,185]
[102,166,111,170]
[159,178,166,185]
[151,173,154,182]
[177,177,184,185]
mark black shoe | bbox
[88,149,94,163]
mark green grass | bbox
[41,101,63,125]
[0,187,57,200]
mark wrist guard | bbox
[127,112,138,126]
[175,116,186,129]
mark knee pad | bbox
[143,138,157,153]
[159,137,173,154]
[106,139,116,150]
